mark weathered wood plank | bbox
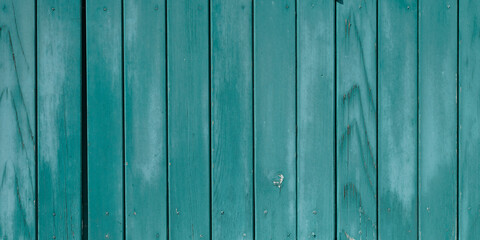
[459,0,480,238]
[336,0,377,239]
[124,0,167,239]
[0,0,36,238]
[211,0,253,239]
[167,0,210,239]
[37,1,82,239]
[378,1,418,239]
[297,0,335,239]
[86,0,124,238]
[418,0,458,239]
[254,0,296,239]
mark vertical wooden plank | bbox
[124,0,167,239]
[0,0,36,238]
[378,1,417,239]
[211,0,253,239]
[37,0,82,239]
[459,0,480,238]
[86,0,124,238]
[167,0,210,239]
[254,0,296,239]
[297,0,334,239]
[336,0,377,239]
[418,0,457,239]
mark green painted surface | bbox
[378,0,417,239]
[124,0,167,239]
[419,0,458,239]
[254,0,296,239]
[86,0,124,239]
[336,0,377,239]
[459,0,480,238]
[297,0,335,239]
[211,0,253,239]
[37,0,82,239]
[5,1,480,239]
[0,0,36,238]
[167,0,210,239]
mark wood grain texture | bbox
[336,0,377,239]
[297,0,335,239]
[167,0,210,239]
[378,0,417,239]
[459,0,480,238]
[418,0,458,239]
[254,0,296,239]
[86,0,124,238]
[124,0,167,239]
[0,0,36,238]
[211,0,253,239]
[37,1,82,239]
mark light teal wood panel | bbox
[459,0,480,238]
[254,0,296,239]
[0,0,36,238]
[419,0,458,239]
[124,0,167,239]
[211,0,253,239]
[86,0,124,238]
[37,1,82,239]
[167,0,210,239]
[297,0,335,239]
[378,0,417,239]
[336,0,377,239]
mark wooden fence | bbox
[1,0,479,239]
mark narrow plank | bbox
[378,0,417,239]
[124,0,167,239]
[459,0,480,238]
[0,0,36,238]
[254,0,296,239]
[37,1,82,239]
[167,0,210,239]
[211,0,253,239]
[418,0,458,239]
[335,0,377,239]
[297,0,335,239]
[86,0,124,238]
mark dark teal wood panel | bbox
[459,0,480,238]
[419,0,458,239]
[86,0,124,238]
[211,0,253,239]
[37,1,82,239]
[167,0,210,239]
[336,0,377,239]
[297,0,335,239]
[254,0,296,239]
[124,0,167,239]
[0,0,36,238]
[378,0,418,239]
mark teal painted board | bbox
[86,0,124,238]
[336,0,377,239]
[297,0,335,239]
[211,0,253,239]
[167,0,210,239]
[254,0,296,239]
[0,0,36,238]
[378,0,417,239]
[37,1,82,239]
[419,0,458,239]
[124,0,167,239]
[459,0,480,238]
